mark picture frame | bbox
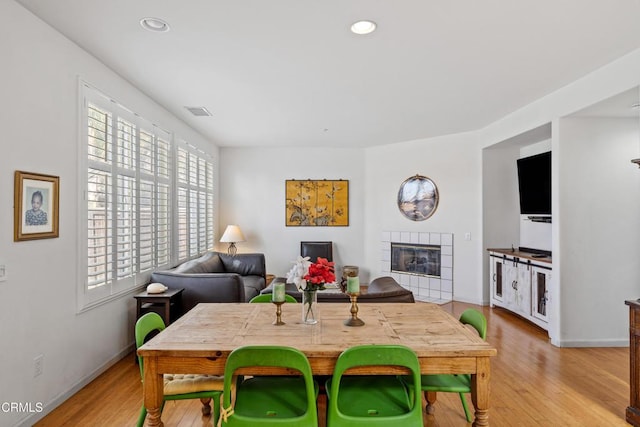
[14,171,60,241]
[397,174,439,221]
[285,179,349,226]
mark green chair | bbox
[135,312,223,427]
[325,344,423,426]
[249,293,297,303]
[408,308,487,422]
[219,345,319,426]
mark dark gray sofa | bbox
[260,276,414,303]
[150,251,266,313]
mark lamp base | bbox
[227,242,237,256]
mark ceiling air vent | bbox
[184,106,212,117]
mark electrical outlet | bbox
[34,354,43,377]
[0,264,6,282]
[464,232,471,241]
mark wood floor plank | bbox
[35,301,630,426]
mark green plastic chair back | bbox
[135,312,166,378]
[417,308,487,422]
[135,312,222,427]
[325,344,423,427]
[249,294,297,303]
[220,345,318,426]
[459,308,487,340]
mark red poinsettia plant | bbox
[304,257,336,291]
[286,256,336,324]
[286,256,336,292]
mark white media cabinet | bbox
[488,248,552,330]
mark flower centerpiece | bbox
[286,256,336,324]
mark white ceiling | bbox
[15,0,640,148]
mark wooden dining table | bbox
[137,302,497,426]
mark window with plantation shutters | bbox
[82,83,214,309]
[176,144,215,263]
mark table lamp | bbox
[220,225,245,255]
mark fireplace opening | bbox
[391,242,441,278]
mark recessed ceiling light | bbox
[350,20,377,35]
[140,17,170,33]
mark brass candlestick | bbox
[344,292,365,327]
[272,301,285,325]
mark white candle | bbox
[272,282,286,302]
[347,276,360,294]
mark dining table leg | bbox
[143,356,165,427]
[471,357,491,427]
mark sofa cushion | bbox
[174,252,224,274]
[220,253,266,276]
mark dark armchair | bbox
[300,241,333,262]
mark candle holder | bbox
[344,292,365,327]
[272,301,285,325]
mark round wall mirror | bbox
[397,175,439,221]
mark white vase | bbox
[302,289,318,324]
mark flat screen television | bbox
[517,151,551,215]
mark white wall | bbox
[0,3,217,426]
[218,147,366,280]
[482,143,521,302]
[363,132,483,303]
[480,49,640,346]
[557,117,640,345]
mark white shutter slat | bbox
[87,168,112,290]
[117,118,136,171]
[139,180,154,272]
[116,175,137,280]
[87,104,112,164]
[157,182,171,266]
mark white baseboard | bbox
[14,343,135,427]
[554,338,629,348]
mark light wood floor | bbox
[35,301,631,426]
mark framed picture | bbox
[14,171,60,241]
[286,179,349,226]
[397,174,439,221]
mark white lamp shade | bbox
[220,225,246,243]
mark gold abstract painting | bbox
[286,180,349,226]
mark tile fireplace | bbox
[381,231,453,303]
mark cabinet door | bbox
[503,262,519,309]
[531,266,551,322]
[503,259,531,317]
[490,255,504,303]
[514,263,532,317]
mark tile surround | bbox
[381,231,453,304]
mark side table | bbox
[134,288,184,326]
[266,274,275,287]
